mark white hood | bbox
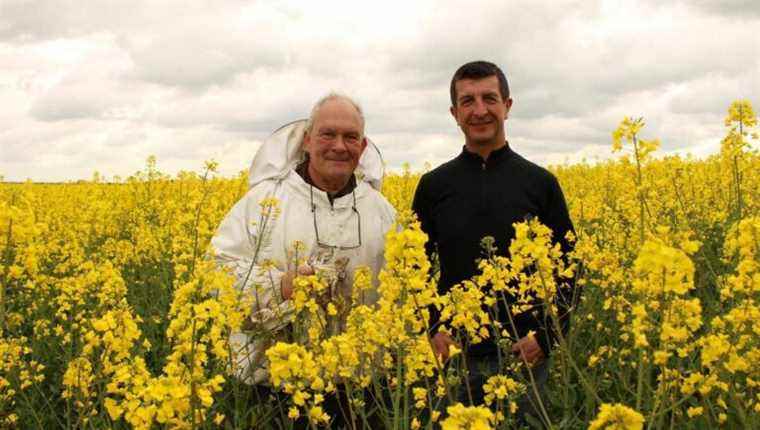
[247,119,385,191]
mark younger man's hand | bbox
[511,335,545,366]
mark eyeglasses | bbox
[310,185,362,250]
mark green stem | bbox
[669,173,720,282]
[635,347,646,412]
[0,193,17,332]
[189,169,212,276]
[644,371,666,430]
[632,134,646,244]
[409,292,455,405]
[459,345,474,406]
[548,303,601,405]
[189,316,198,429]
[16,379,47,429]
[241,196,275,315]
[498,292,554,429]
[732,154,742,219]
[728,389,748,428]
[393,343,403,430]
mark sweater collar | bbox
[458,141,514,166]
[295,159,357,203]
[286,169,362,209]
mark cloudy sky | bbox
[1,0,758,181]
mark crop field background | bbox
[1,101,759,429]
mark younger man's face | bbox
[450,75,512,147]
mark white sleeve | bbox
[210,190,293,331]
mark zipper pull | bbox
[481,162,486,170]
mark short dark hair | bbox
[450,61,510,107]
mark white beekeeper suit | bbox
[211,119,396,384]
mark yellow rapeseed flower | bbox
[588,403,644,430]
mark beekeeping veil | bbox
[247,119,385,191]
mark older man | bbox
[412,61,576,420]
[211,94,395,425]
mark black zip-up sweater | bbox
[412,143,576,357]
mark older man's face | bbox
[303,99,367,190]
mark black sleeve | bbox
[536,174,578,356]
[412,174,437,262]
[411,174,442,331]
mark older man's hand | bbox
[511,335,545,366]
[431,332,458,362]
[280,264,315,300]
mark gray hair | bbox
[305,92,365,134]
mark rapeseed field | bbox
[1,101,758,429]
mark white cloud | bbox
[690,0,760,18]
[1,0,758,181]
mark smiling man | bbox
[412,61,576,420]
[211,93,395,428]
[299,97,368,197]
